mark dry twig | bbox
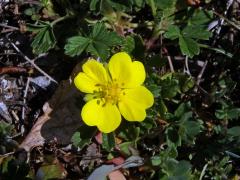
[6,38,58,84]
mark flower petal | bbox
[108,52,146,88]
[74,72,98,93]
[118,99,146,121]
[122,86,154,108]
[128,61,146,87]
[74,59,109,93]
[118,86,154,121]
[81,99,121,133]
[82,59,108,85]
[108,52,132,85]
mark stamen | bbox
[92,81,122,105]
[97,100,100,105]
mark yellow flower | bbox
[74,52,154,133]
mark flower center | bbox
[103,83,122,104]
[93,81,123,105]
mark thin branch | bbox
[0,23,19,30]
[163,48,175,72]
[6,38,58,84]
[213,11,240,31]
[22,77,31,121]
[21,53,48,65]
[184,56,191,75]
[0,152,14,158]
[167,55,175,72]
[194,60,208,92]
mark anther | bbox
[97,100,100,105]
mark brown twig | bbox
[0,23,19,31]
[22,77,31,122]
[194,60,208,92]
[6,38,58,84]
[0,66,27,75]
[163,47,175,72]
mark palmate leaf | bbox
[179,36,200,58]
[64,36,90,56]
[64,23,123,60]
[182,25,212,40]
[27,21,56,54]
[164,9,212,58]
[164,25,180,40]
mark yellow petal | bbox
[128,61,146,87]
[81,99,121,133]
[118,99,146,121]
[74,72,99,93]
[108,52,146,88]
[122,86,154,108]
[82,59,108,85]
[108,52,132,85]
[118,86,154,121]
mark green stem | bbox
[50,15,70,26]
[199,44,233,58]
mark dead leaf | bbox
[19,102,52,151]
[106,157,125,166]
[108,170,126,180]
[80,143,101,169]
[20,63,85,151]
[95,132,102,144]
[41,79,83,144]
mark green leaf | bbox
[102,132,115,151]
[181,120,202,143]
[134,0,145,8]
[165,160,192,177]
[151,156,161,166]
[71,125,96,149]
[147,55,167,68]
[118,123,140,141]
[215,107,240,120]
[160,76,179,99]
[166,127,181,147]
[164,25,181,40]
[36,164,65,180]
[122,35,145,59]
[227,126,240,137]
[88,23,123,60]
[64,36,90,57]
[64,23,122,60]
[24,8,35,16]
[107,0,134,11]
[100,0,115,18]
[90,0,100,11]
[179,36,200,58]
[28,22,56,54]
[119,142,135,156]
[189,9,213,26]
[176,73,194,93]
[146,0,156,16]
[159,98,168,116]
[154,0,176,10]
[182,25,212,40]
[174,103,191,118]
